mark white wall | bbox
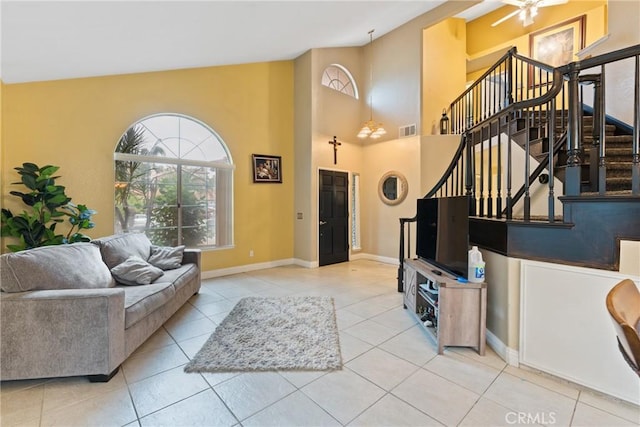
[293,1,479,265]
[370,2,477,141]
[620,240,640,276]
[520,260,640,404]
[312,131,364,263]
[360,136,421,260]
[420,134,461,194]
[502,137,564,218]
[294,47,364,264]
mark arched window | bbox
[321,64,358,99]
[114,114,233,249]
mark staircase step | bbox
[583,147,634,161]
[607,161,633,170]
[582,189,636,196]
[582,116,596,126]
[583,135,634,144]
[606,176,633,191]
[512,214,564,222]
[529,137,549,156]
[582,124,616,137]
[511,126,543,142]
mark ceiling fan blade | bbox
[538,0,568,6]
[501,0,524,6]
[491,9,521,27]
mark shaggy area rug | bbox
[184,296,342,373]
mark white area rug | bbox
[184,296,342,372]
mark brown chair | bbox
[606,279,640,376]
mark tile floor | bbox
[2,260,639,427]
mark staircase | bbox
[398,45,640,290]
[582,115,635,193]
[510,111,635,195]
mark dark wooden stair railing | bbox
[398,44,640,291]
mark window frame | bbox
[321,64,359,99]
[114,113,235,251]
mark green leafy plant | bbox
[1,162,97,252]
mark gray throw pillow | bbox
[91,233,152,269]
[110,256,164,286]
[148,245,185,270]
[0,243,115,293]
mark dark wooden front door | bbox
[319,170,349,266]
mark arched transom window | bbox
[114,113,234,249]
[321,64,358,99]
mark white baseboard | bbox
[201,258,296,279]
[201,254,396,279]
[350,252,398,265]
[292,258,318,268]
[486,328,519,366]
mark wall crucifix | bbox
[328,136,342,165]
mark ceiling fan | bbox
[491,0,568,27]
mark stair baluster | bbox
[633,55,639,195]
[497,118,503,219]
[488,121,494,218]
[566,65,582,196]
[524,109,531,220]
[506,112,513,220]
[598,65,608,195]
[548,100,556,223]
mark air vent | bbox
[399,124,417,138]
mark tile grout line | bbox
[455,357,511,426]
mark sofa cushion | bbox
[148,245,185,270]
[0,243,114,293]
[110,256,164,286]
[92,233,152,269]
[156,264,199,292]
[122,282,176,329]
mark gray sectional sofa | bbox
[0,233,201,382]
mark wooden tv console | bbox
[403,258,487,355]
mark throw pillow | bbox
[91,233,153,269]
[148,245,185,270]
[110,256,164,286]
[0,243,115,293]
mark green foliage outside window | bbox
[115,125,209,247]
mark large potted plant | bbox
[1,162,97,252]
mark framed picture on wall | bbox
[530,15,586,68]
[252,154,282,183]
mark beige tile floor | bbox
[2,260,639,427]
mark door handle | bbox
[319,221,327,226]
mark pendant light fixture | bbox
[357,29,386,140]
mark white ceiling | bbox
[0,0,503,84]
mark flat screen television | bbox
[416,196,470,279]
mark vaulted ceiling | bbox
[0,0,502,84]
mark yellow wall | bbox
[466,0,607,81]
[423,18,468,134]
[1,62,295,271]
[467,0,606,56]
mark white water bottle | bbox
[468,246,485,283]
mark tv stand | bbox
[403,258,486,355]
